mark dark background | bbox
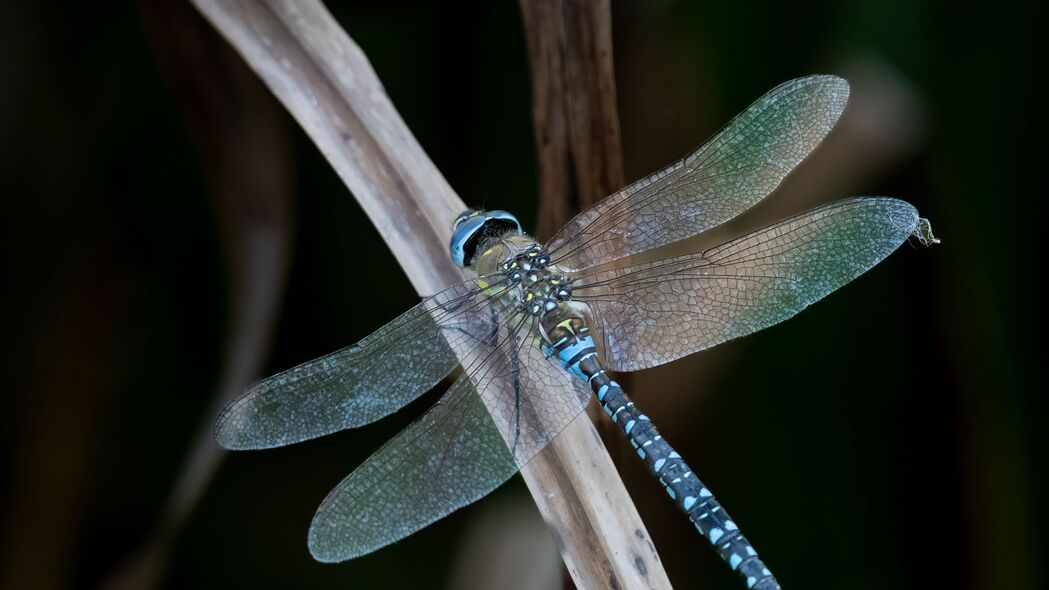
[2,1,1040,589]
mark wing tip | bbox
[213,394,280,451]
[769,74,851,135]
[213,395,258,450]
[873,197,921,242]
[839,196,938,250]
[802,73,850,91]
[213,431,250,451]
[808,74,852,116]
[307,541,346,564]
[308,514,364,564]
[213,405,242,450]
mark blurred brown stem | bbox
[518,0,625,242]
[102,3,294,589]
[518,0,634,474]
[189,1,670,588]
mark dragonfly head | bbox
[450,209,522,267]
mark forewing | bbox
[545,75,850,271]
[215,277,510,450]
[307,313,592,562]
[571,198,922,371]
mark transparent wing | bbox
[307,313,592,562]
[571,198,922,371]
[215,276,513,450]
[545,75,850,271]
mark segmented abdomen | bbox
[546,323,781,590]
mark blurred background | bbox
[1,1,1040,589]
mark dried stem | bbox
[191,1,669,588]
[517,0,639,506]
[518,0,625,242]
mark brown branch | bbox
[191,1,669,588]
[518,0,638,495]
[519,0,625,242]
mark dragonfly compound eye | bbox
[450,211,522,267]
[452,209,482,230]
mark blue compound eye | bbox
[448,210,524,267]
[485,210,522,235]
[453,209,482,231]
[449,214,486,267]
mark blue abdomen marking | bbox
[579,356,781,590]
[542,315,778,589]
[556,334,597,382]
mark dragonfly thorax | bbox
[521,273,572,316]
[499,244,573,316]
[472,236,575,318]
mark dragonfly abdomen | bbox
[541,315,780,589]
[593,375,780,589]
[543,321,599,382]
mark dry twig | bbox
[192,1,670,588]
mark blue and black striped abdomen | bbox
[543,319,780,590]
[592,377,779,589]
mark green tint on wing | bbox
[214,277,508,450]
[571,198,927,372]
[307,313,591,562]
[545,75,850,271]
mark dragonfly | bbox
[215,75,936,590]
